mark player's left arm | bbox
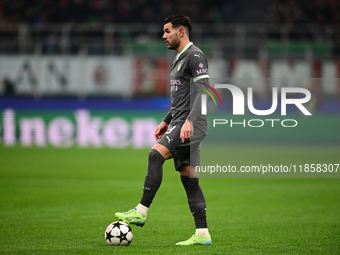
[180,51,209,142]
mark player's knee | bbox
[149,149,165,164]
[151,143,173,160]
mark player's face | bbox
[162,22,180,50]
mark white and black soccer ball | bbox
[105,221,133,246]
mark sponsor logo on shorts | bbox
[166,136,173,143]
[165,125,176,134]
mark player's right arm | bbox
[154,110,172,140]
[154,121,169,140]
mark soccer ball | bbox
[105,221,133,246]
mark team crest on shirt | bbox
[199,63,204,68]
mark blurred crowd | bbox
[1,0,340,56]
[1,0,340,26]
[0,0,234,25]
[265,0,340,26]
[264,0,340,44]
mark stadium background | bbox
[0,0,339,254]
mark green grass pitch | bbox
[0,145,339,254]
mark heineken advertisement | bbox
[0,108,339,148]
[0,109,164,148]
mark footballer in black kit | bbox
[157,41,209,171]
[115,14,212,246]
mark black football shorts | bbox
[157,123,206,171]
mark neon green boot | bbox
[176,234,212,246]
[115,208,146,227]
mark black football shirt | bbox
[163,42,209,134]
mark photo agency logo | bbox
[197,82,222,107]
[200,84,312,128]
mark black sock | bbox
[180,175,207,229]
[139,149,165,208]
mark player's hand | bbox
[154,121,169,140]
[180,120,193,143]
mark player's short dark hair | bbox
[164,14,192,34]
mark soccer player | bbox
[115,14,211,246]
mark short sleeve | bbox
[189,51,209,83]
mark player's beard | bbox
[167,35,180,50]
